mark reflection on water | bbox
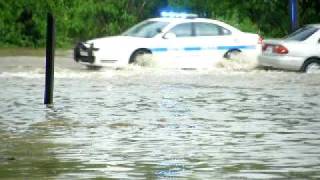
[0,56,320,179]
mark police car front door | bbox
[161,22,199,67]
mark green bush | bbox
[0,0,319,48]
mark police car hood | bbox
[86,36,143,48]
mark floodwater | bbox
[0,52,320,179]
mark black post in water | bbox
[289,0,299,32]
[44,13,55,105]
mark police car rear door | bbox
[193,22,234,62]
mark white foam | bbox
[0,54,267,79]
[216,54,259,71]
[131,53,259,72]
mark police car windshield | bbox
[122,21,169,38]
[286,26,318,41]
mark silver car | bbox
[258,24,320,73]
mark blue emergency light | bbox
[160,11,198,18]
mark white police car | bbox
[74,12,262,69]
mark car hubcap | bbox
[306,63,320,74]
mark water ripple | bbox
[1,58,320,179]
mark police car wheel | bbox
[129,49,152,64]
[224,49,241,60]
[302,58,320,73]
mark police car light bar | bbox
[160,11,198,19]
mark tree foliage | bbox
[0,0,319,48]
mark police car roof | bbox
[149,17,220,23]
[148,17,241,32]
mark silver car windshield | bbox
[122,21,169,38]
[286,26,318,41]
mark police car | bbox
[74,12,263,69]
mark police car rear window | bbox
[286,26,318,41]
[195,22,231,36]
[170,23,193,37]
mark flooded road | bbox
[0,54,320,179]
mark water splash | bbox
[0,55,268,80]
[130,53,259,72]
[216,54,259,71]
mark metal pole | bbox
[44,13,55,105]
[289,0,299,32]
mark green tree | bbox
[0,0,319,47]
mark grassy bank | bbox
[0,48,72,57]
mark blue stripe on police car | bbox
[151,45,256,53]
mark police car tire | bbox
[129,49,152,64]
[224,49,241,60]
[301,58,320,73]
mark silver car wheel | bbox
[306,62,320,74]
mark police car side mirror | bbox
[163,32,176,39]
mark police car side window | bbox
[221,28,232,35]
[169,23,193,37]
[195,22,230,36]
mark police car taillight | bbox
[258,36,264,44]
[262,44,268,51]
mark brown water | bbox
[0,55,320,179]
